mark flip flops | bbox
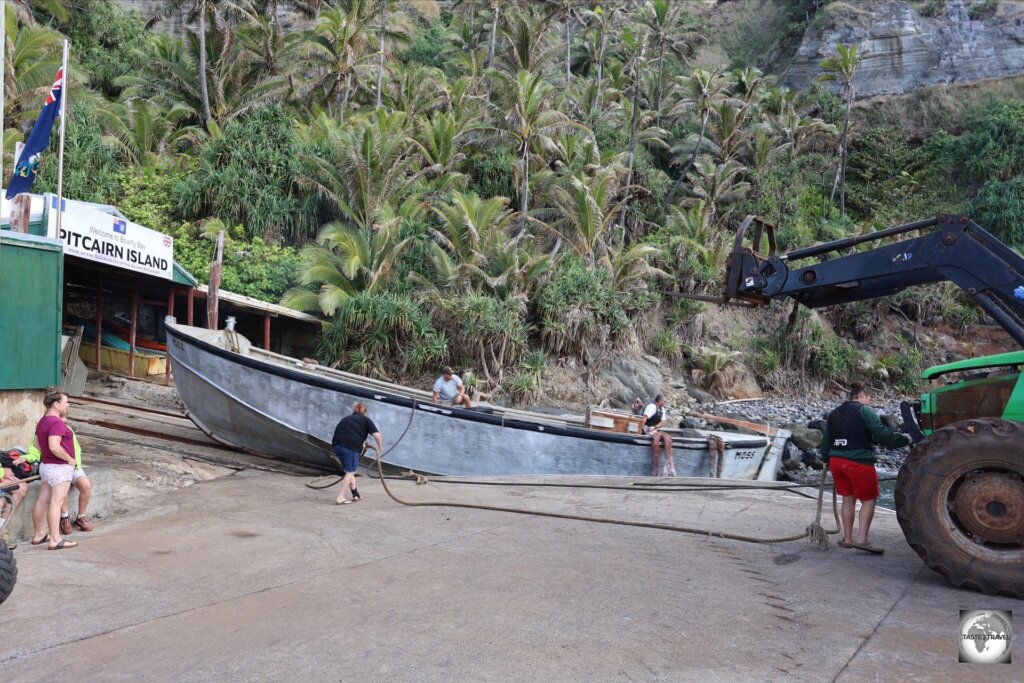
[853,541,884,555]
[30,533,50,545]
[49,539,78,550]
[335,499,353,505]
[837,540,854,549]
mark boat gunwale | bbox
[167,323,770,451]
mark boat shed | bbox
[2,191,322,381]
[2,193,197,385]
[189,285,323,360]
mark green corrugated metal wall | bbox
[0,232,64,389]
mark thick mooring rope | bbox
[310,401,842,546]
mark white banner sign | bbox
[45,194,173,280]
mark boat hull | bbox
[167,323,770,478]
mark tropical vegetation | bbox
[7,0,1024,398]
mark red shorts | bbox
[829,457,879,501]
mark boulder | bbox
[599,356,662,408]
[801,449,824,471]
[783,425,823,450]
[807,419,828,433]
[684,384,716,405]
[782,442,801,461]
[706,362,763,399]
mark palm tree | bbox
[686,157,750,230]
[371,0,410,108]
[546,167,625,264]
[579,2,623,120]
[543,0,584,85]
[96,99,201,167]
[664,67,729,205]
[480,70,590,232]
[147,0,225,124]
[420,191,520,292]
[616,25,647,227]
[236,5,306,79]
[303,4,373,123]
[4,7,64,130]
[412,110,469,192]
[818,43,864,218]
[485,0,502,72]
[123,26,288,126]
[283,209,414,315]
[297,110,419,233]
[10,0,68,24]
[637,0,700,128]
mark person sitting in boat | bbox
[631,397,645,416]
[643,394,675,477]
[432,366,473,409]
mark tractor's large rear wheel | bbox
[0,541,16,605]
[895,418,1024,598]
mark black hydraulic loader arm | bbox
[707,214,1024,346]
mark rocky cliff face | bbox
[783,0,1024,98]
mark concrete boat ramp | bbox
[2,469,1022,681]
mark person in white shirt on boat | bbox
[643,394,675,477]
[432,366,472,408]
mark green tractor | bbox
[702,215,1024,597]
[896,351,1023,596]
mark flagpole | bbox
[55,38,68,234]
[1,1,6,191]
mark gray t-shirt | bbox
[433,374,464,401]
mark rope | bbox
[368,442,843,546]
[311,399,843,547]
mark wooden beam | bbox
[166,286,175,385]
[95,277,103,371]
[187,287,194,326]
[263,312,271,351]
[129,283,139,377]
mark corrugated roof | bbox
[195,285,323,324]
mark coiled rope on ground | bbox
[308,399,842,546]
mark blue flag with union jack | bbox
[6,65,64,199]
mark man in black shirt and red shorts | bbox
[821,383,912,554]
[331,402,384,505]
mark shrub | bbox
[430,292,529,387]
[172,106,322,243]
[317,292,444,379]
[400,21,450,69]
[967,176,1024,248]
[536,256,636,360]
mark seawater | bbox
[878,477,897,509]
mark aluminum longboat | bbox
[165,321,775,478]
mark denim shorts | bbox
[333,445,360,474]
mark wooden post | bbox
[187,287,194,325]
[263,312,271,351]
[10,192,30,233]
[207,231,224,330]
[129,282,139,377]
[95,277,103,371]
[165,286,175,385]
